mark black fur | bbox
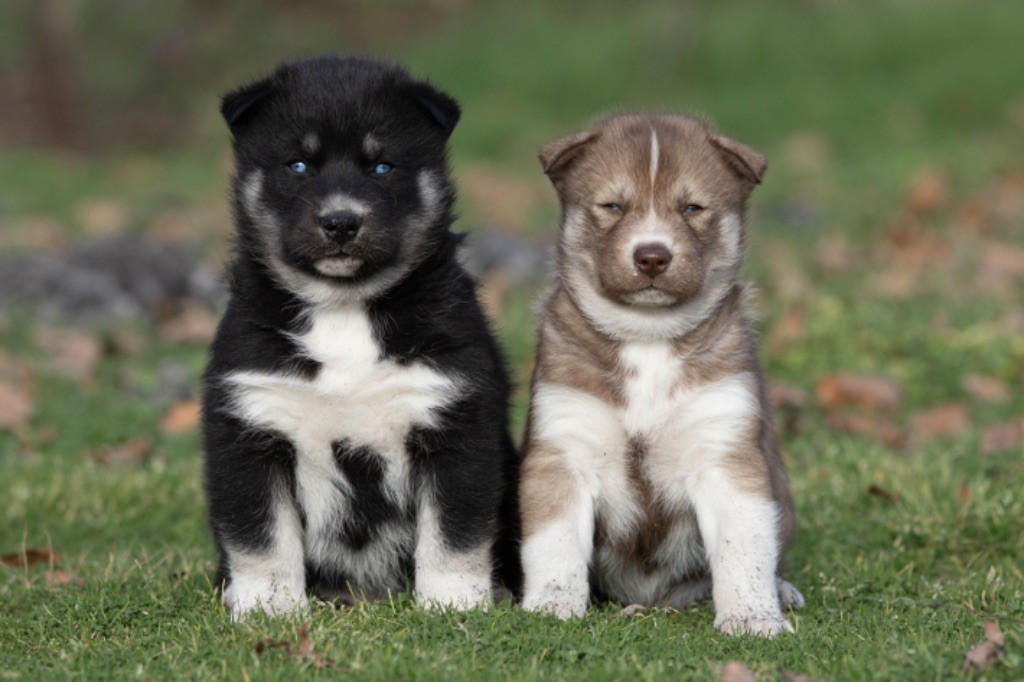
[202,55,520,605]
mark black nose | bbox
[319,211,363,242]
[633,244,672,277]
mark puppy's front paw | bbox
[416,573,491,611]
[714,611,793,637]
[521,582,588,620]
[224,579,308,622]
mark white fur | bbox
[319,193,370,217]
[363,133,382,157]
[302,133,320,156]
[414,492,492,610]
[522,354,791,635]
[520,497,594,619]
[222,487,308,621]
[224,304,460,598]
[688,470,788,636]
[240,169,446,305]
[314,256,363,277]
[649,128,660,188]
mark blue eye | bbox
[373,162,394,175]
[602,203,623,212]
[288,160,308,174]
[683,204,705,214]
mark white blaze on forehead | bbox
[320,193,370,217]
[649,128,660,188]
[302,133,319,156]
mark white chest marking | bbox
[225,305,460,585]
[528,343,759,603]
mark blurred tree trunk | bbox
[24,0,79,149]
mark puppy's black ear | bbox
[221,77,274,129]
[710,134,767,185]
[538,130,597,178]
[407,82,461,137]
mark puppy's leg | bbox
[410,419,512,611]
[519,384,621,619]
[689,469,789,637]
[519,445,595,619]
[206,430,307,621]
[413,488,493,610]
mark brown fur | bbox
[521,113,795,579]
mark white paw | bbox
[778,579,805,609]
[416,574,492,611]
[521,583,588,620]
[715,611,793,637]
[224,578,308,622]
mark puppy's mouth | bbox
[313,256,364,278]
[620,286,679,308]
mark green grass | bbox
[3,0,1024,679]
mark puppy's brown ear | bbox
[711,134,767,185]
[538,130,597,177]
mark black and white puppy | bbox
[202,56,518,620]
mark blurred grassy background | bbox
[2,1,1023,679]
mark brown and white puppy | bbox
[519,114,803,636]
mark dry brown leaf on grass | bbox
[982,241,1024,278]
[90,436,154,466]
[158,300,219,344]
[255,622,334,669]
[981,419,1024,454]
[0,349,36,431]
[44,570,76,586]
[962,374,1012,404]
[879,216,952,270]
[720,661,756,682]
[160,400,201,434]
[766,310,806,357]
[963,620,1005,672]
[767,381,808,410]
[904,169,949,217]
[867,484,902,503]
[74,199,129,236]
[1,549,60,568]
[826,413,907,450]
[816,373,904,413]
[815,234,859,274]
[909,403,970,440]
[0,381,33,431]
[34,327,102,388]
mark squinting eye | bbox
[602,203,623,212]
[683,204,705,214]
[373,162,394,175]
[287,160,308,174]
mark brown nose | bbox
[633,244,672,277]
